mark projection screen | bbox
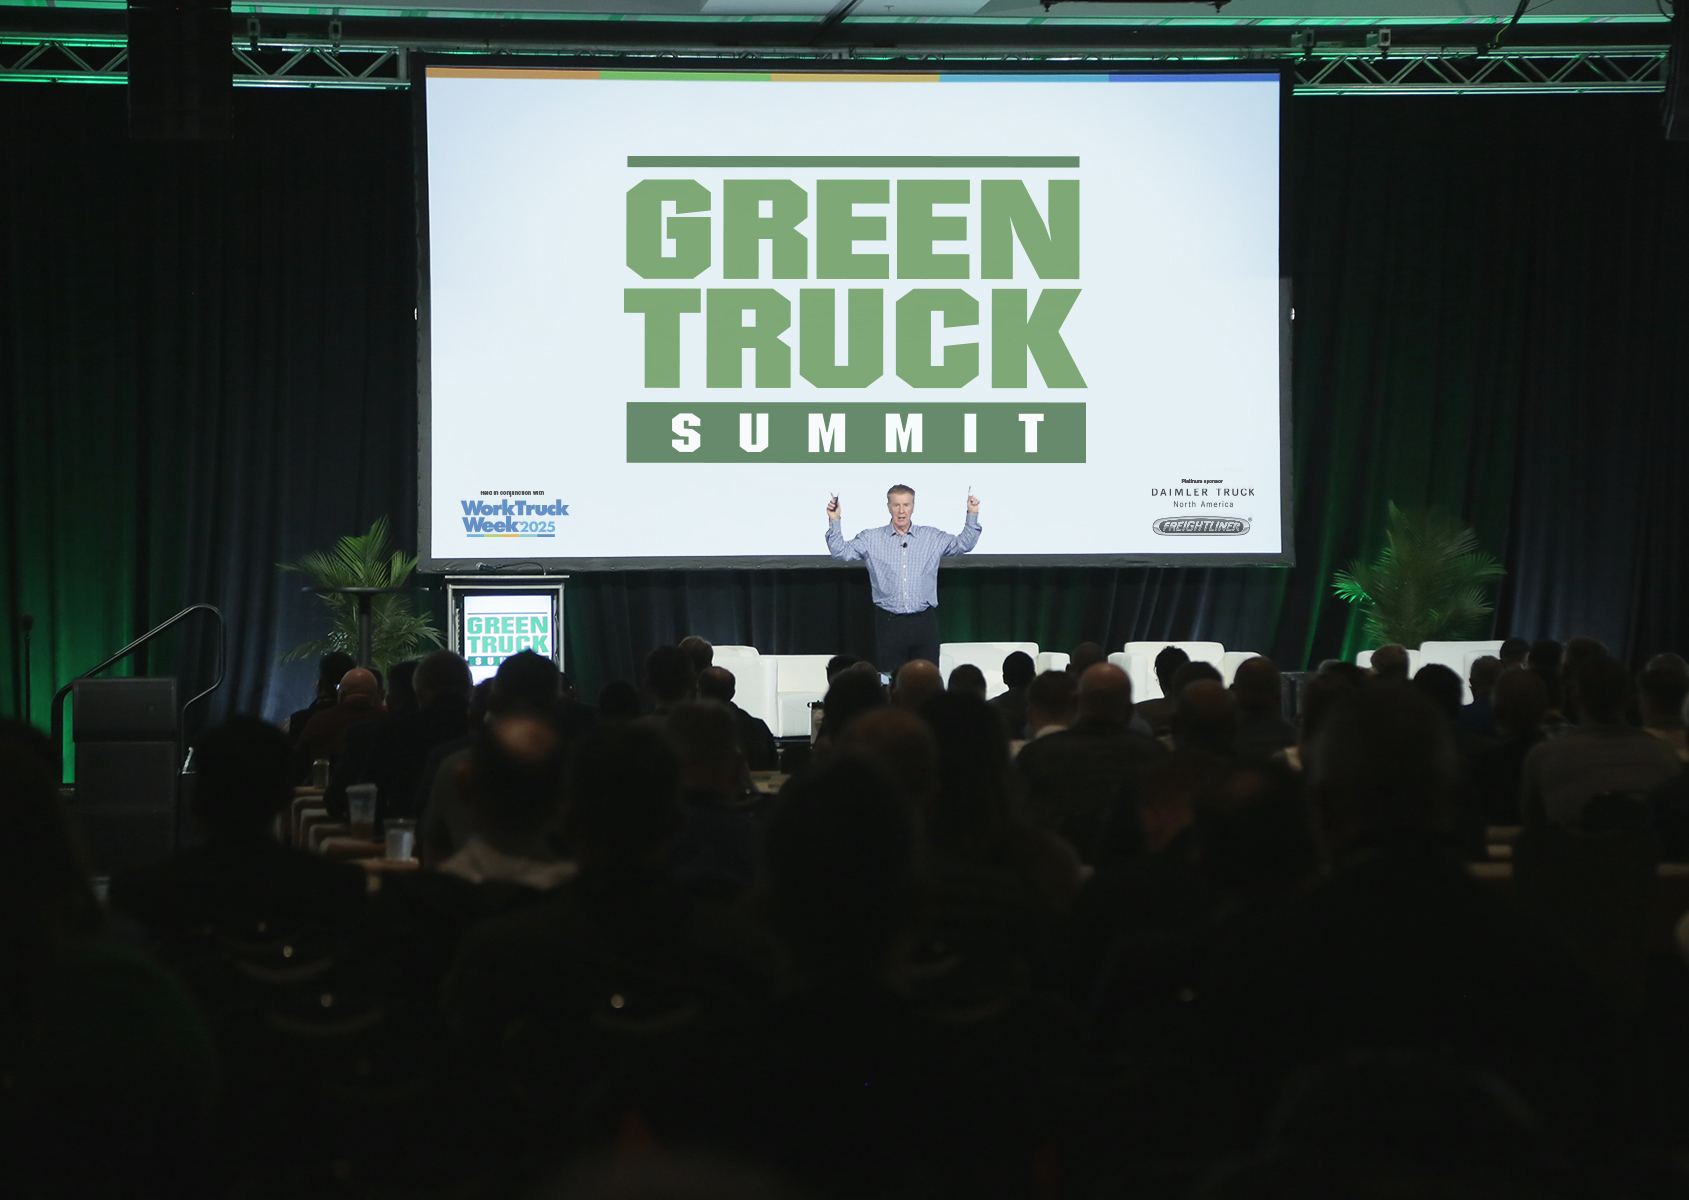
[417,64,1291,571]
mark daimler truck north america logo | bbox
[460,492,568,537]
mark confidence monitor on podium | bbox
[445,577,566,686]
[415,62,1293,573]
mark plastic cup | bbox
[347,784,378,839]
[384,818,416,862]
[311,758,330,789]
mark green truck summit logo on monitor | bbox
[623,158,1086,464]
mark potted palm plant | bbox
[281,517,441,675]
[1332,502,1505,649]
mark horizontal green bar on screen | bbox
[628,401,1085,463]
[626,155,1081,168]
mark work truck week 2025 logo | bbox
[460,494,568,537]
[621,159,1088,464]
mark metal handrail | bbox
[48,603,227,783]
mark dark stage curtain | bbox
[2,86,1687,723]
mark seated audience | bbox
[1168,680,1239,757]
[1498,635,1531,667]
[1409,665,1492,858]
[644,644,696,717]
[1231,656,1294,761]
[826,653,861,680]
[611,754,1047,1197]
[1072,751,1227,996]
[1369,643,1410,681]
[946,662,988,701]
[294,665,384,778]
[1521,654,1681,827]
[597,679,642,724]
[1016,662,1166,862]
[286,649,356,745]
[553,671,597,740]
[1469,667,1549,826]
[696,665,778,771]
[443,723,776,1062]
[1068,640,1108,680]
[1134,645,1191,735]
[112,716,366,939]
[989,650,1036,740]
[891,658,943,710]
[664,701,760,894]
[1,731,218,1197]
[678,635,713,675]
[1458,653,1501,734]
[1282,669,1356,773]
[917,690,1081,910]
[386,658,419,716]
[1203,684,1610,1127]
[329,649,473,823]
[1021,669,1077,749]
[1638,665,1689,763]
[1530,639,1571,736]
[819,667,888,743]
[436,715,573,890]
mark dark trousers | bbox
[874,607,941,676]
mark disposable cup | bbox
[347,784,378,838]
[384,819,416,862]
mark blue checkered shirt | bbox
[826,515,982,612]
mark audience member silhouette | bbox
[1369,643,1410,681]
[286,649,356,746]
[1,733,218,1198]
[1231,656,1294,760]
[663,701,760,894]
[947,662,988,701]
[597,680,642,724]
[420,649,562,863]
[436,715,573,889]
[677,635,713,676]
[644,644,696,717]
[891,658,943,710]
[1016,662,1166,862]
[294,666,384,780]
[1204,683,1610,1127]
[1522,655,1681,826]
[1637,666,1689,763]
[330,649,473,823]
[386,658,419,716]
[819,666,888,743]
[1022,669,1077,745]
[1169,680,1240,757]
[1134,644,1191,735]
[113,716,366,940]
[1460,654,1502,734]
[989,650,1036,740]
[696,665,779,770]
[1470,667,1549,825]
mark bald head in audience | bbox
[338,668,381,703]
[1370,644,1410,681]
[892,659,943,710]
[1077,662,1134,726]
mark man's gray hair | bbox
[886,484,915,502]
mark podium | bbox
[72,677,181,873]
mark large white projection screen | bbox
[419,66,1289,570]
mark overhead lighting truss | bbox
[0,33,1668,95]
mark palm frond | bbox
[280,517,441,675]
[1331,503,1504,648]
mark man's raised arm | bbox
[942,491,983,556]
[825,496,866,562]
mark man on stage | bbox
[826,484,981,673]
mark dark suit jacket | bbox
[728,703,779,771]
[1133,696,1175,737]
[988,687,1030,740]
[1014,719,1167,863]
[1234,709,1295,761]
[328,694,470,821]
[110,833,367,940]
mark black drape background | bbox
[2,84,1687,731]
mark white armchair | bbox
[937,641,1041,699]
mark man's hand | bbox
[826,494,841,522]
[967,491,980,515]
